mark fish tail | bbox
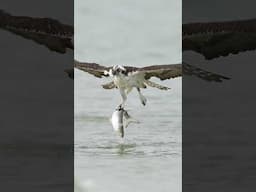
[120,127,124,138]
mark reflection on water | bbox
[75,100,182,192]
[75,0,181,191]
[115,143,136,156]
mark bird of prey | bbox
[75,61,181,106]
[74,60,229,106]
[74,18,256,86]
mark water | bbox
[75,0,181,192]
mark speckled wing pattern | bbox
[74,60,111,78]
[74,60,229,83]
[183,19,256,59]
[137,64,182,80]
[0,10,73,53]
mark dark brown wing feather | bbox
[0,10,73,53]
[138,64,182,80]
[183,19,256,36]
[122,66,139,75]
[72,61,229,82]
[183,19,256,59]
[74,60,111,78]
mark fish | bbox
[110,105,139,138]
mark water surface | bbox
[75,0,181,191]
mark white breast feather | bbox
[113,71,146,89]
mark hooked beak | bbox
[112,70,117,75]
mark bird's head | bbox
[112,65,126,76]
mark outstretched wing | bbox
[0,10,73,53]
[74,61,229,83]
[137,64,182,80]
[74,60,111,78]
[183,19,256,59]
[183,62,230,82]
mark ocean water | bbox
[75,0,181,192]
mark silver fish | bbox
[110,106,139,138]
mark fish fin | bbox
[119,127,124,138]
[123,110,140,128]
[123,111,131,119]
[124,118,140,129]
[124,120,129,129]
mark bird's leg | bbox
[136,88,147,106]
[126,87,133,95]
[119,88,127,108]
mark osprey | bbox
[74,60,230,106]
[75,60,181,106]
